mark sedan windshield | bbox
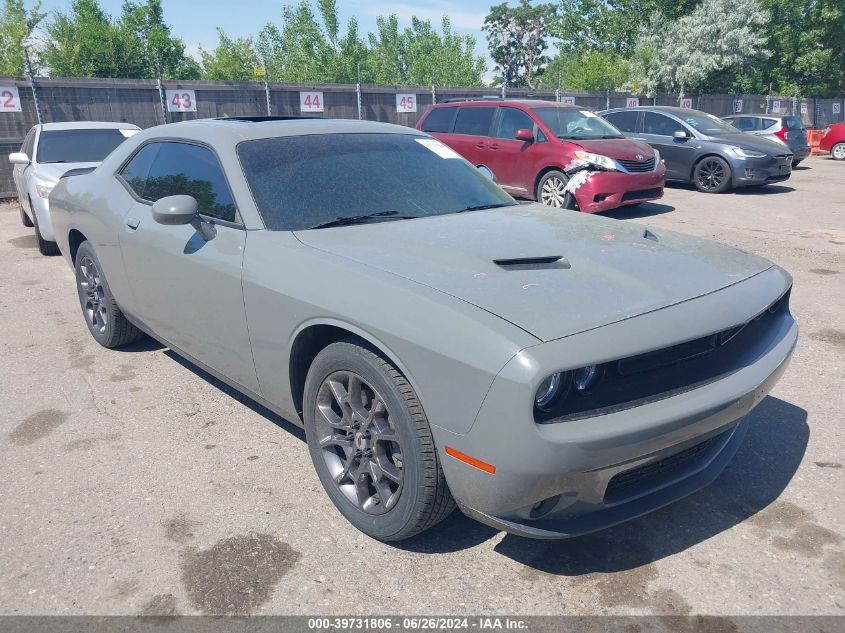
[532,108,624,140]
[679,111,740,135]
[36,129,133,163]
[238,133,516,231]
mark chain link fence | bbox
[2,76,844,198]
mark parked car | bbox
[417,99,665,212]
[600,106,793,193]
[49,117,797,541]
[721,114,810,166]
[819,122,845,160]
[9,122,141,255]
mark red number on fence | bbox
[171,92,192,109]
[1,91,14,108]
[304,94,320,109]
[399,96,414,110]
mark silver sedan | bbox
[48,117,797,541]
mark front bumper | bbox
[434,267,797,539]
[732,154,793,187]
[571,164,666,213]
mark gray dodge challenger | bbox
[49,117,798,541]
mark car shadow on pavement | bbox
[162,349,306,441]
[733,185,795,195]
[604,202,676,220]
[492,395,808,575]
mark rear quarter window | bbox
[604,110,638,133]
[453,107,495,136]
[784,116,804,130]
[421,107,457,133]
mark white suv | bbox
[9,122,140,255]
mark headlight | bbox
[653,149,661,166]
[535,372,568,411]
[730,147,767,159]
[573,150,618,171]
[35,183,53,198]
[573,365,602,392]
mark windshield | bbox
[36,128,133,163]
[238,133,516,231]
[679,111,739,135]
[532,107,624,139]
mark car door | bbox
[449,106,496,167]
[13,129,36,211]
[640,112,698,180]
[484,106,543,196]
[116,140,259,392]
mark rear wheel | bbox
[74,241,144,349]
[832,143,845,161]
[693,156,732,193]
[303,340,454,541]
[31,201,60,256]
[19,202,33,227]
[537,170,577,209]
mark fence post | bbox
[24,48,42,125]
[501,82,506,99]
[431,78,436,105]
[555,88,560,103]
[606,89,610,110]
[156,78,168,124]
[356,64,363,120]
[264,79,272,116]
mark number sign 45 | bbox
[396,94,417,113]
[165,89,197,113]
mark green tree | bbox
[0,0,45,75]
[483,0,556,88]
[539,50,630,91]
[118,0,200,78]
[632,0,769,96]
[200,28,260,80]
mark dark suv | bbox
[417,99,665,212]
[601,106,793,193]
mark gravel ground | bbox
[0,156,843,617]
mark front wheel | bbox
[693,156,732,193]
[19,202,33,227]
[74,241,144,348]
[303,340,455,541]
[30,201,60,255]
[831,143,845,161]
[537,170,578,209]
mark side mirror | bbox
[9,152,30,165]
[152,195,198,225]
[515,128,534,142]
[673,130,691,140]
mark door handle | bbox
[489,143,500,150]
[475,142,488,149]
[125,217,140,230]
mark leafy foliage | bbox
[483,0,556,88]
[0,0,45,75]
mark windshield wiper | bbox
[308,210,418,229]
[39,160,68,164]
[455,203,511,213]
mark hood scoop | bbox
[494,256,571,271]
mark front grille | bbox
[622,188,661,202]
[618,157,656,172]
[604,431,728,504]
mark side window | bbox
[119,143,160,199]
[784,116,803,130]
[453,107,495,137]
[643,112,685,136]
[494,108,535,139]
[604,110,638,133]
[421,107,457,133]
[138,142,237,223]
[761,118,778,129]
[22,129,35,156]
[730,117,758,131]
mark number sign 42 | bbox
[165,89,197,112]
[0,87,22,112]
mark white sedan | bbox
[9,121,140,255]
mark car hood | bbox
[705,133,790,155]
[568,138,655,161]
[34,161,100,183]
[295,205,772,342]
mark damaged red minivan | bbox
[416,99,665,212]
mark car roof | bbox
[137,117,424,144]
[434,99,575,109]
[39,121,141,131]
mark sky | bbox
[35,0,496,70]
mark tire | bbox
[831,143,845,161]
[30,200,60,256]
[303,339,455,541]
[693,156,732,193]
[74,241,144,349]
[792,159,802,168]
[536,170,578,210]
[19,201,33,227]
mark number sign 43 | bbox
[165,89,197,112]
